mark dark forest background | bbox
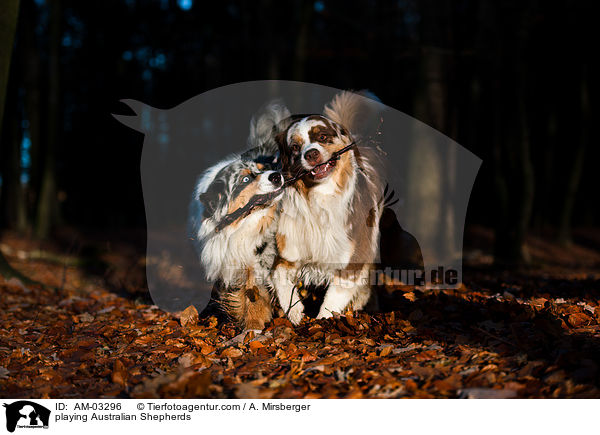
[0,0,598,273]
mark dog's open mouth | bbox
[309,159,336,180]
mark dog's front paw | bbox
[286,302,305,325]
[316,307,335,319]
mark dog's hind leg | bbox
[221,286,272,330]
[243,286,273,330]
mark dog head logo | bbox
[3,401,50,432]
[113,81,481,313]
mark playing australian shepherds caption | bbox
[190,91,385,328]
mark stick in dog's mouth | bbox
[215,142,359,231]
[214,188,284,232]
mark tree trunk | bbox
[0,0,25,278]
[0,0,26,232]
[0,94,27,231]
[35,0,61,238]
[0,0,20,130]
[515,93,535,262]
[492,6,534,266]
[557,65,588,246]
[23,0,43,225]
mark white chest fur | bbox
[279,175,355,268]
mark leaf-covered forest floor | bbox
[1,227,600,399]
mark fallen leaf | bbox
[567,313,591,327]
[111,359,128,386]
[380,346,393,357]
[404,292,417,302]
[221,347,243,358]
[179,305,199,328]
[249,340,265,350]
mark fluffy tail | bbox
[323,90,382,133]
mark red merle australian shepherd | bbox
[272,91,384,324]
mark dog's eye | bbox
[241,176,251,183]
[319,134,328,142]
[291,143,300,153]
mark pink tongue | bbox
[314,163,327,173]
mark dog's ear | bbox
[274,128,287,148]
[199,179,225,218]
[274,129,290,170]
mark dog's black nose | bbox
[304,148,321,164]
[268,172,282,185]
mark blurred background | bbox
[0,0,598,284]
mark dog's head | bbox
[199,159,283,226]
[276,114,353,184]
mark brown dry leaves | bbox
[1,244,600,398]
[179,305,199,328]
